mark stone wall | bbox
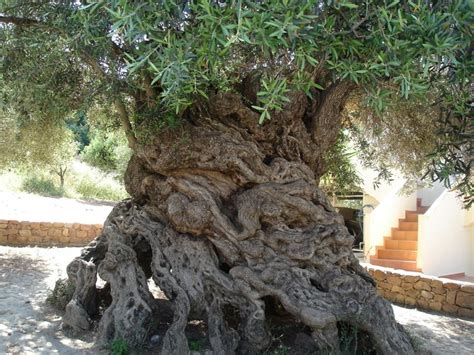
[365,264,474,319]
[2,219,473,319]
[0,219,101,246]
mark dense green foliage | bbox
[22,175,64,197]
[0,0,472,203]
[321,131,362,196]
[0,165,129,202]
[109,339,129,355]
[0,109,74,169]
[93,0,472,117]
[67,113,91,152]
[346,92,440,190]
[82,130,132,177]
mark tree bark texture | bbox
[63,91,414,354]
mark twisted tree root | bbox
[63,99,414,353]
[64,195,413,354]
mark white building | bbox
[360,167,474,279]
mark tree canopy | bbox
[0,0,472,203]
[3,2,472,351]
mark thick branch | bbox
[310,80,354,152]
[62,89,414,354]
[114,97,137,149]
[143,73,157,106]
[0,15,42,26]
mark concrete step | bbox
[378,248,417,261]
[384,238,417,250]
[399,220,418,231]
[391,229,418,240]
[370,258,420,272]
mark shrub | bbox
[21,175,63,197]
[271,345,290,355]
[188,339,202,352]
[75,175,128,202]
[81,133,116,172]
[338,322,377,354]
[5,161,129,202]
[81,131,132,178]
[46,278,75,310]
[110,339,128,355]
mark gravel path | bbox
[0,191,113,224]
[1,246,473,354]
[393,305,474,354]
[0,247,99,354]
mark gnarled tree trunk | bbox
[62,89,414,354]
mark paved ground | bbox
[0,246,473,354]
[445,274,474,283]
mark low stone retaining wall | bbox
[364,264,474,319]
[0,219,101,246]
[2,221,473,319]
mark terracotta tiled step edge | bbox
[405,211,420,222]
[399,221,418,231]
[370,257,419,271]
[415,198,429,213]
[384,238,417,250]
[377,249,417,261]
[417,206,429,213]
[416,197,423,207]
[363,263,474,319]
[391,229,418,240]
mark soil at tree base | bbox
[1,246,473,354]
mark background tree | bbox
[67,112,91,153]
[320,130,362,201]
[82,129,132,178]
[346,91,441,191]
[0,108,74,171]
[0,110,77,192]
[48,132,77,189]
[0,1,472,354]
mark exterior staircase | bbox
[370,198,428,271]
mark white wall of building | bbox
[356,161,418,259]
[466,207,474,276]
[356,162,403,204]
[363,179,417,259]
[356,158,473,275]
[418,190,474,277]
[417,181,445,207]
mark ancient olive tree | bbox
[0,0,472,353]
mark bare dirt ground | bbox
[394,304,474,354]
[1,246,473,355]
[0,246,98,354]
[0,192,473,354]
[0,191,113,224]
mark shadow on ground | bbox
[1,247,473,354]
[0,248,98,354]
[393,305,474,354]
